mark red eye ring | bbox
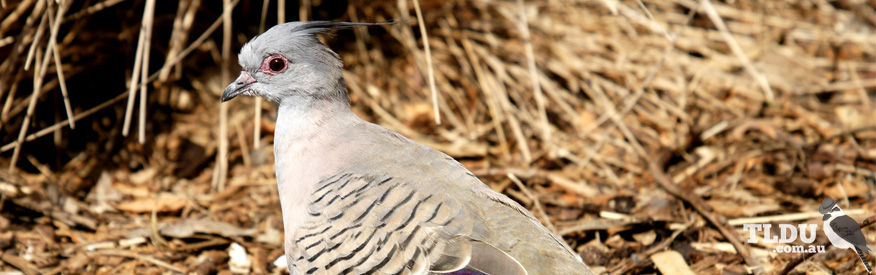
[259,54,288,75]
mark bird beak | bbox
[222,71,257,102]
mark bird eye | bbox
[259,54,288,75]
[269,57,285,72]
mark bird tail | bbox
[854,246,872,273]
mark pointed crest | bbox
[288,21,395,36]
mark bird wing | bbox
[287,172,527,275]
[830,215,870,252]
[285,123,589,274]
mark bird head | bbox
[222,21,390,104]
[819,198,845,220]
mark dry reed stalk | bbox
[461,37,512,161]
[0,36,12,48]
[580,6,695,144]
[343,72,429,141]
[537,71,579,126]
[235,123,251,167]
[9,1,61,171]
[63,0,125,22]
[381,0,459,140]
[2,63,84,126]
[40,0,75,146]
[48,7,75,129]
[405,21,467,133]
[0,0,42,100]
[259,0,270,31]
[9,46,43,170]
[497,85,533,163]
[411,0,440,125]
[25,155,55,180]
[515,0,551,151]
[470,42,533,163]
[348,5,369,65]
[156,0,235,79]
[138,0,157,144]
[1,0,238,153]
[168,0,201,109]
[23,5,47,71]
[700,0,774,102]
[121,21,147,137]
[437,19,476,131]
[265,2,279,162]
[299,0,309,21]
[508,172,557,235]
[252,0,271,149]
[0,71,22,122]
[0,0,37,36]
[0,89,128,152]
[160,0,200,82]
[277,0,285,22]
[213,0,233,191]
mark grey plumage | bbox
[223,21,592,275]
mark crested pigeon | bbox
[222,21,593,275]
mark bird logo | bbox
[820,198,872,273]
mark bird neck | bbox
[274,97,355,142]
[272,97,358,247]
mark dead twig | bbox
[88,250,185,273]
[508,172,557,234]
[646,152,762,273]
[0,250,40,275]
[609,218,694,275]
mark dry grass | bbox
[1,0,876,274]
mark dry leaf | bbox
[632,230,656,246]
[114,193,187,213]
[651,250,695,275]
[129,167,157,185]
[824,179,870,199]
